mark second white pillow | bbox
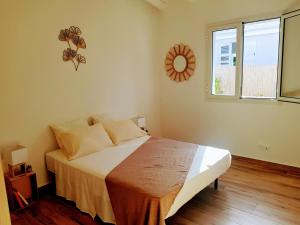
[102,119,147,144]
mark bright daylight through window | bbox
[212,28,237,96]
[211,18,281,99]
[242,18,280,98]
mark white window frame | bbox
[207,22,243,100]
[207,14,282,102]
[241,18,281,100]
[277,10,300,104]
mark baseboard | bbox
[38,171,56,195]
[232,155,300,176]
[38,182,56,196]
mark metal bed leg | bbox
[214,178,218,190]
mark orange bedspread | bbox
[105,137,198,225]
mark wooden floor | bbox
[11,156,300,225]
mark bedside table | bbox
[5,172,38,211]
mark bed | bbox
[46,135,231,224]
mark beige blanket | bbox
[105,137,198,225]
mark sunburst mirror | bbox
[165,43,196,82]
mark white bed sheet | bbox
[46,136,231,224]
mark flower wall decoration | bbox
[58,26,86,71]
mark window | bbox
[212,28,237,96]
[209,17,281,100]
[242,18,281,98]
[279,10,300,104]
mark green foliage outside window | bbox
[215,78,223,95]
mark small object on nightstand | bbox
[8,163,27,177]
[3,145,28,177]
[135,116,146,129]
[5,172,38,211]
[133,115,149,134]
[26,165,32,173]
[142,128,150,135]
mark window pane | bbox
[212,29,237,96]
[242,18,280,98]
[221,45,229,54]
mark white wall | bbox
[0,0,162,186]
[159,0,300,167]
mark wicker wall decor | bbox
[58,26,86,71]
[165,43,196,82]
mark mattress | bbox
[46,136,231,224]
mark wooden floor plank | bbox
[10,156,300,225]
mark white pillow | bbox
[59,123,113,160]
[91,114,112,125]
[50,118,89,150]
[102,119,147,144]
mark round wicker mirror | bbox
[165,43,196,82]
